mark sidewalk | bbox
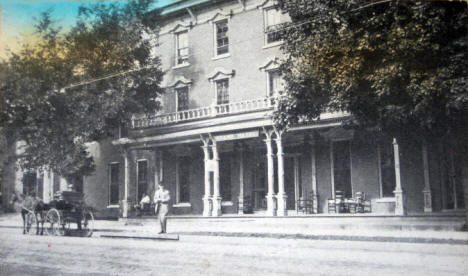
[1,212,467,244]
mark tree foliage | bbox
[0,0,163,181]
[276,0,468,143]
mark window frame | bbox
[174,30,189,67]
[213,18,230,58]
[176,156,191,204]
[215,78,230,105]
[175,85,190,112]
[377,141,396,198]
[108,162,120,206]
[330,139,353,199]
[136,159,148,203]
[263,6,283,46]
[267,69,284,97]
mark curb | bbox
[175,231,468,245]
[2,224,468,245]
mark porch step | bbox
[125,214,467,232]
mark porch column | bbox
[201,143,212,217]
[275,133,288,216]
[264,130,277,216]
[212,141,222,216]
[310,144,318,214]
[42,169,52,203]
[122,148,130,218]
[237,143,245,215]
[393,138,406,216]
[422,141,432,212]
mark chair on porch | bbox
[355,192,371,213]
[328,190,345,214]
[297,192,314,214]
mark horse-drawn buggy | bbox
[44,191,95,237]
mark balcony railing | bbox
[132,97,276,129]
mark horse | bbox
[10,192,49,235]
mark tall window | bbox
[177,157,191,203]
[264,7,282,44]
[23,171,37,196]
[332,141,352,198]
[220,153,231,201]
[378,142,396,197]
[137,160,148,202]
[216,79,229,105]
[268,70,284,96]
[176,31,189,65]
[109,163,120,205]
[215,19,229,55]
[176,86,189,111]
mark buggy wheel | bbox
[45,209,64,236]
[81,210,94,237]
[26,212,37,235]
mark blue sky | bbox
[0,0,177,59]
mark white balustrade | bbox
[132,97,276,128]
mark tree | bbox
[0,0,164,183]
[276,1,468,220]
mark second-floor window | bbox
[268,70,284,96]
[216,79,229,105]
[176,31,189,65]
[176,86,189,111]
[264,7,282,44]
[215,19,229,56]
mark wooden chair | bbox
[355,192,371,213]
[297,198,313,214]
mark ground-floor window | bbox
[137,160,148,202]
[109,163,120,205]
[440,147,465,210]
[220,153,231,201]
[332,140,352,198]
[23,171,37,196]
[177,157,191,203]
[378,141,396,197]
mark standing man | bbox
[153,183,170,234]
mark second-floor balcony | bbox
[132,97,277,129]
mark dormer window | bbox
[175,31,189,65]
[215,19,229,56]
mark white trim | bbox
[211,53,231,61]
[173,202,191,208]
[221,201,233,206]
[207,67,235,81]
[262,41,284,49]
[106,205,120,209]
[377,144,383,198]
[375,197,395,203]
[172,63,191,70]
